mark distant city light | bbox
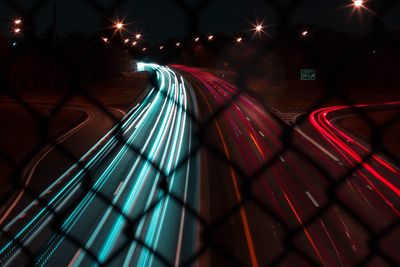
[102,37,109,43]
[115,22,124,30]
[14,19,22,25]
[353,0,364,7]
[195,37,200,42]
[347,0,374,17]
[132,41,137,46]
[250,19,268,37]
[236,37,243,43]
[208,35,214,41]
[14,28,21,33]
[301,30,309,37]
[124,38,129,44]
[142,47,147,51]
[135,34,142,40]
[176,42,180,47]
[160,46,164,50]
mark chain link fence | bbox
[0,0,399,266]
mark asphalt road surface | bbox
[173,65,399,267]
[1,63,398,267]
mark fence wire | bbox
[0,0,399,266]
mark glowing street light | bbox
[301,30,309,38]
[346,0,374,18]
[353,0,364,7]
[102,37,109,43]
[208,35,214,41]
[176,42,181,47]
[135,34,142,40]
[236,37,243,43]
[12,18,23,35]
[142,47,147,52]
[253,23,267,36]
[115,22,124,30]
[132,41,137,46]
[124,38,129,44]
[160,46,164,50]
[249,18,270,38]
[195,37,200,42]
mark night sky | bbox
[1,0,399,42]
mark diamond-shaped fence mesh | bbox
[0,0,399,266]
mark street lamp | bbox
[253,23,267,36]
[176,42,181,47]
[301,30,309,38]
[135,34,141,40]
[160,46,164,50]
[115,22,124,30]
[249,18,269,38]
[347,0,374,18]
[195,37,200,42]
[124,38,129,44]
[236,37,243,43]
[12,18,23,35]
[102,37,109,43]
[132,41,137,46]
[208,35,214,41]
[353,0,364,7]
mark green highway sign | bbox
[301,69,316,80]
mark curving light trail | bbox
[173,65,328,266]
[0,64,200,267]
[173,65,400,266]
[310,103,400,212]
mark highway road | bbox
[1,63,398,267]
[174,66,399,267]
[0,64,200,266]
[0,99,127,226]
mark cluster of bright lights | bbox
[101,5,375,51]
[102,18,144,47]
[12,18,22,34]
[151,35,247,52]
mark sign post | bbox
[301,69,316,80]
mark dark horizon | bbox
[1,0,399,42]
